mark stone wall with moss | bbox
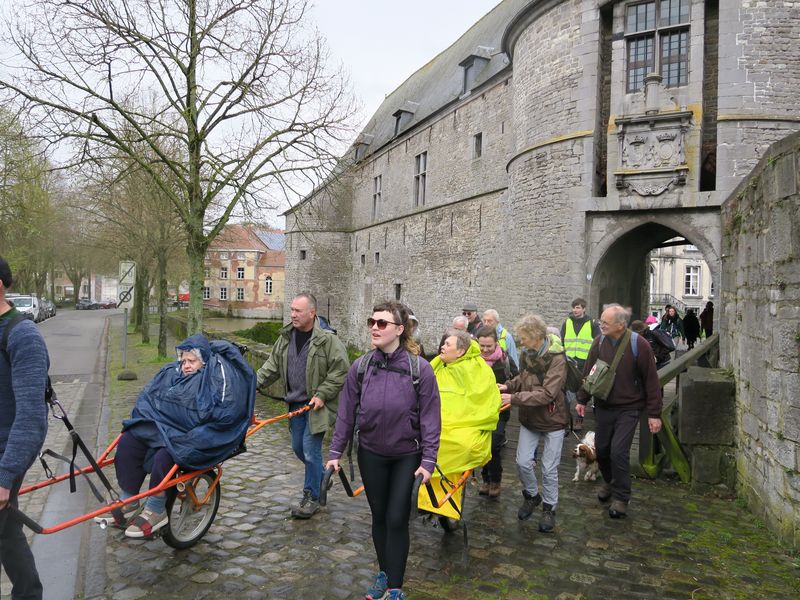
[720,131,800,549]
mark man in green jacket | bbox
[257,292,349,518]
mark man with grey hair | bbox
[576,303,661,519]
[451,315,469,331]
[482,309,518,367]
[257,291,349,518]
[461,302,482,337]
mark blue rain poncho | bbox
[122,334,256,471]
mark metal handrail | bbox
[635,334,720,482]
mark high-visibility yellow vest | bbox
[498,327,508,352]
[564,319,593,360]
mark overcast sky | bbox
[310,1,501,133]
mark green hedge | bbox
[234,321,284,346]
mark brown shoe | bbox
[478,482,490,496]
[488,482,501,498]
[609,499,628,518]
[597,482,612,503]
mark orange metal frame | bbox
[16,405,312,535]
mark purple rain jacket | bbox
[328,347,441,472]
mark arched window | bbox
[265,276,273,295]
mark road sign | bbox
[119,261,136,287]
[119,287,133,303]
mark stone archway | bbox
[585,211,721,319]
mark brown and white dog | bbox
[572,431,599,482]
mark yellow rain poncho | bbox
[419,341,500,518]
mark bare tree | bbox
[1,0,354,333]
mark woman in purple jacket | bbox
[326,301,441,600]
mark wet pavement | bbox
[10,322,799,600]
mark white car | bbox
[9,295,41,322]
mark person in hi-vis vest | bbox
[559,298,599,431]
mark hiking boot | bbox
[538,503,556,533]
[597,481,612,503]
[478,481,490,496]
[573,416,583,432]
[517,491,541,521]
[609,499,628,519]
[385,590,406,600]
[94,499,141,529]
[124,508,168,538]
[364,571,388,600]
[488,482,502,498]
[291,491,320,519]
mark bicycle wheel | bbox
[162,471,221,549]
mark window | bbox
[684,265,700,296]
[219,287,228,300]
[265,276,273,295]
[202,286,210,300]
[220,267,228,279]
[360,254,366,266]
[394,283,402,300]
[237,267,245,279]
[473,133,483,159]
[204,267,210,279]
[625,0,689,92]
[236,287,245,301]
[236,252,245,260]
[709,279,715,297]
[300,250,307,260]
[219,252,229,260]
[375,252,380,265]
[372,175,382,221]
[414,151,427,207]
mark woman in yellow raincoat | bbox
[422,329,500,518]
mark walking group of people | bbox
[0,255,689,599]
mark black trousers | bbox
[593,407,641,503]
[358,447,420,589]
[114,432,175,496]
[0,480,43,600]
[482,412,509,483]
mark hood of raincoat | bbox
[122,336,256,471]
[429,341,500,474]
[176,333,212,365]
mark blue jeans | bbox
[288,402,324,500]
[516,427,565,508]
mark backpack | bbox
[0,313,55,404]
[647,329,674,366]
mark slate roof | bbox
[255,230,286,251]
[353,0,529,161]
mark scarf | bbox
[480,344,504,366]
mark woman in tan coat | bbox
[498,314,568,533]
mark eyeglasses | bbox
[462,311,474,316]
[367,318,400,330]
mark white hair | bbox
[178,347,206,365]
[452,315,469,329]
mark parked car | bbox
[40,299,56,319]
[97,299,117,309]
[9,295,41,321]
[76,298,99,310]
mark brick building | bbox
[284,0,800,353]
[203,224,285,319]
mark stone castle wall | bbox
[720,131,800,549]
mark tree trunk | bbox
[186,234,206,335]
[132,270,143,330]
[156,247,168,357]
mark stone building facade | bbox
[286,0,799,353]
[203,224,285,319]
[721,132,800,549]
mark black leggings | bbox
[358,447,420,589]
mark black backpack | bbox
[0,314,55,403]
[647,329,674,365]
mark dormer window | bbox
[353,133,374,162]
[392,101,419,137]
[459,47,492,95]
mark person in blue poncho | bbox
[103,334,255,539]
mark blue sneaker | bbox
[364,571,388,599]
[386,590,405,600]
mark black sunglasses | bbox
[367,318,401,330]
[462,311,474,316]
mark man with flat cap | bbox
[462,302,483,338]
